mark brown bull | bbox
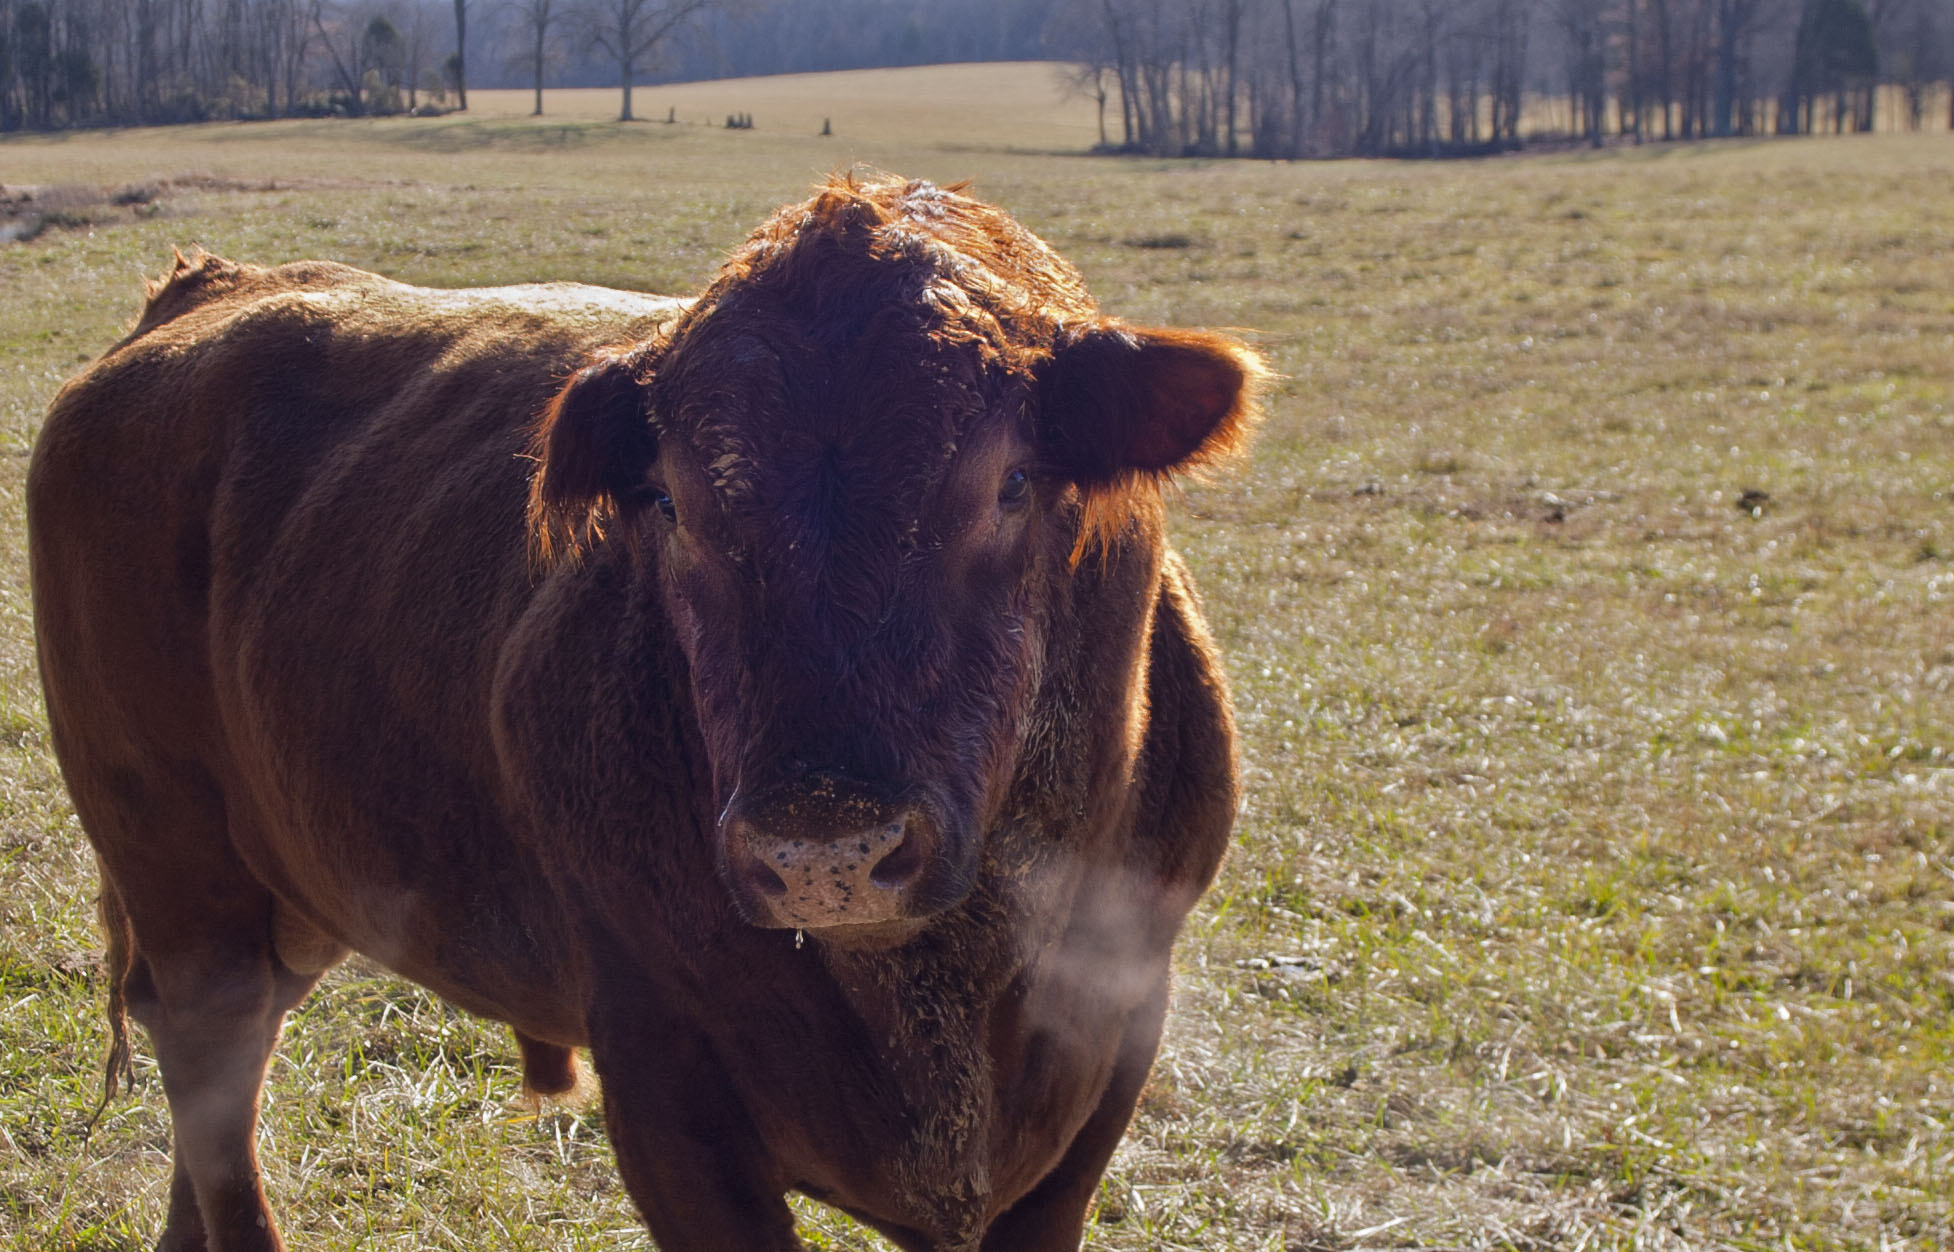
[29,175,1262,1251]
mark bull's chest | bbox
[710,941,1128,1246]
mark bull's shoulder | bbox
[34,257,686,554]
[244,275,690,347]
[117,251,687,355]
[126,251,377,340]
[1131,549,1238,898]
[32,256,361,485]
[43,257,685,453]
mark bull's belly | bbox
[216,735,586,1043]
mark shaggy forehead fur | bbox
[698,174,1098,357]
[648,177,1094,518]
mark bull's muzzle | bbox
[718,770,942,929]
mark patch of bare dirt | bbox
[0,173,402,243]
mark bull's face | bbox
[529,179,1260,939]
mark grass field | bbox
[3,62,1952,1252]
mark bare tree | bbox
[1220,0,1247,154]
[1650,0,1679,134]
[451,0,464,105]
[278,0,320,113]
[1550,0,1608,143]
[1486,0,1528,144]
[314,0,378,111]
[1276,0,1303,151]
[1787,0,1878,131]
[0,0,17,130]
[1060,57,1113,144]
[1711,0,1771,133]
[395,0,440,107]
[1887,0,1935,125]
[1308,0,1339,149]
[1414,0,1444,152]
[17,0,52,125]
[582,0,712,120]
[499,0,557,111]
[365,11,404,108]
[1623,0,1643,137]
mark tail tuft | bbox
[83,885,136,1138]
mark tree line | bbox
[0,0,1070,127]
[0,0,704,126]
[2,0,1950,146]
[1063,0,1954,157]
[0,0,458,125]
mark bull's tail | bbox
[83,881,136,1137]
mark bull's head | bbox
[528,177,1262,939]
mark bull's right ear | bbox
[1038,320,1264,491]
[527,351,657,563]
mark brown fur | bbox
[31,175,1260,1252]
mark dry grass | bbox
[1,65,1951,1251]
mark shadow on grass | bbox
[191,117,673,154]
[379,120,668,153]
[385,121,596,152]
[933,142,1109,161]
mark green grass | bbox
[3,68,1952,1250]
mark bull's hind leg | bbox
[123,942,316,1252]
[86,768,320,1252]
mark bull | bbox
[29,175,1262,1251]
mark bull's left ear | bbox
[1038,321,1266,489]
[527,348,657,563]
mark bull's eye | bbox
[653,490,677,523]
[998,468,1030,510]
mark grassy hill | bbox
[467,62,1106,151]
[2,67,1951,1250]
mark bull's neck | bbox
[814,885,1022,1245]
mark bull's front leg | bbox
[586,983,803,1252]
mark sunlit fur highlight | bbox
[1055,322,1269,563]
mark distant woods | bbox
[0,0,1950,147]
[1062,0,1952,156]
[0,0,465,125]
[0,0,721,125]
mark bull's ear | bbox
[527,351,656,563]
[1038,321,1265,490]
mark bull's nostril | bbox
[868,833,922,890]
[747,861,788,898]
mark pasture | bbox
[2,62,1951,1251]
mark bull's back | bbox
[30,256,683,1021]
